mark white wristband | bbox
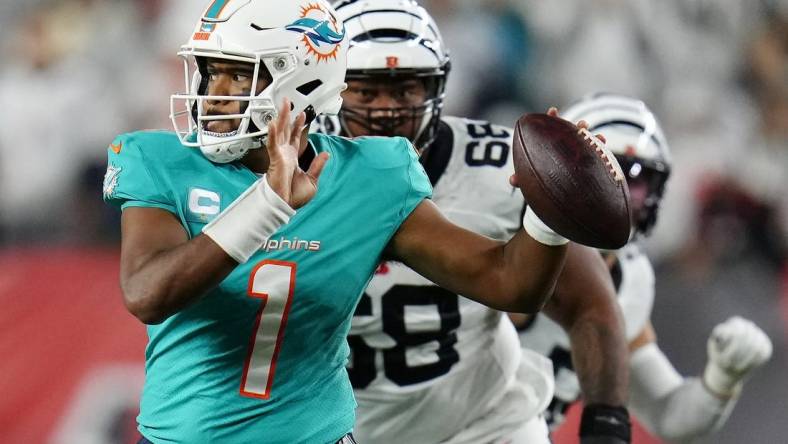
[203,176,296,263]
[702,362,743,398]
[522,207,569,246]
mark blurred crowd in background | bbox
[1,0,787,442]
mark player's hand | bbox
[508,107,606,188]
[265,98,330,209]
[703,316,773,397]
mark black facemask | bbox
[617,156,671,236]
[339,67,449,149]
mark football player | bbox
[312,1,632,443]
[103,1,616,443]
[516,93,774,442]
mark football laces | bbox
[579,128,625,183]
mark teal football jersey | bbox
[103,131,431,444]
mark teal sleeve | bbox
[102,133,176,213]
[399,137,432,220]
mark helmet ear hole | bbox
[296,79,323,96]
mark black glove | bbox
[579,404,631,444]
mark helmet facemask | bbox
[339,69,447,150]
[168,0,349,164]
[616,154,671,237]
[335,0,451,151]
[171,50,300,163]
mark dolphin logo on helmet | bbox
[286,3,346,63]
[286,17,346,45]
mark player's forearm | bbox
[545,244,629,405]
[566,313,629,405]
[629,343,735,442]
[499,229,567,312]
[121,234,237,324]
[445,229,566,312]
[403,229,565,313]
[390,200,566,313]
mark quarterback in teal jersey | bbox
[104,1,604,443]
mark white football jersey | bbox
[518,242,656,428]
[312,115,554,443]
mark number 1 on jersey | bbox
[240,260,297,399]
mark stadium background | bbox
[0,0,785,442]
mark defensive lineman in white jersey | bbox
[342,115,555,443]
[315,98,558,444]
[315,1,633,443]
[517,93,774,442]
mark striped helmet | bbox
[333,0,450,149]
[562,93,672,236]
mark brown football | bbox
[513,113,631,249]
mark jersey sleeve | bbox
[400,137,433,220]
[102,133,176,213]
[616,246,656,341]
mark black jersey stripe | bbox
[420,120,453,187]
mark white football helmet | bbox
[562,93,672,236]
[333,0,450,148]
[171,0,348,163]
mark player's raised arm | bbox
[627,318,772,441]
[537,244,632,443]
[118,100,320,325]
[387,199,567,313]
[388,110,629,313]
